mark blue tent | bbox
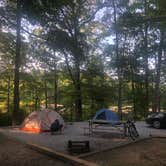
[93,109,119,121]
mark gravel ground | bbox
[135,121,166,137]
[0,121,165,155]
[0,122,130,154]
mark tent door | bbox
[96,111,106,120]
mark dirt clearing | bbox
[0,134,72,166]
[85,138,166,166]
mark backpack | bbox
[50,119,60,131]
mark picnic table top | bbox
[88,119,126,125]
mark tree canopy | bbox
[0,0,166,124]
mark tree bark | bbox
[131,67,137,119]
[112,0,122,119]
[63,51,82,121]
[118,78,122,119]
[75,60,82,121]
[54,70,58,110]
[152,30,164,112]
[144,0,149,116]
[7,75,10,113]
[75,84,82,121]
[44,79,48,109]
[34,92,38,111]
[13,0,22,125]
[144,24,149,116]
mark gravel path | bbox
[0,122,130,153]
[0,121,165,155]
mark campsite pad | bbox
[0,134,72,166]
[0,122,131,154]
[85,138,166,166]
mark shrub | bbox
[0,112,12,126]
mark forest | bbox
[0,0,166,125]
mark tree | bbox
[22,0,105,120]
[12,0,22,124]
[102,0,132,119]
[0,31,15,112]
[151,0,166,112]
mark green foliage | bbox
[0,112,12,126]
[0,0,166,125]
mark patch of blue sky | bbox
[101,36,114,44]
[94,7,107,21]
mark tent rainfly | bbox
[93,109,119,121]
[21,109,65,133]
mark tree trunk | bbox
[143,0,149,117]
[75,61,82,121]
[44,79,48,109]
[7,75,10,113]
[34,94,38,110]
[118,78,122,119]
[131,67,137,119]
[75,86,82,121]
[158,95,161,112]
[144,23,149,116]
[54,70,58,110]
[13,0,22,125]
[152,31,164,112]
[112,0,122,119]
[63,50,82,121]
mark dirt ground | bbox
[0,134,72,166]
[85,138,166,166]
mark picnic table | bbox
[85,119,139,140]
[83,119,126,137]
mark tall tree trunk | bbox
[63,50,82,120]
[158,96,161,112]
[44,79,48,109]
[54,70,58,110]
[75,61,82,121]
[7,75,10,113]
[34,91,38,111]
[131,67,136,119]
[144,0,149,116]
[152,31,164,112]
[90,98,95,118]
[13,0,21,125]
[75,83,82,121]
[90,79,95,118]
[144,24,149,116]
[112,0,122,119]
[118,78,122,119]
